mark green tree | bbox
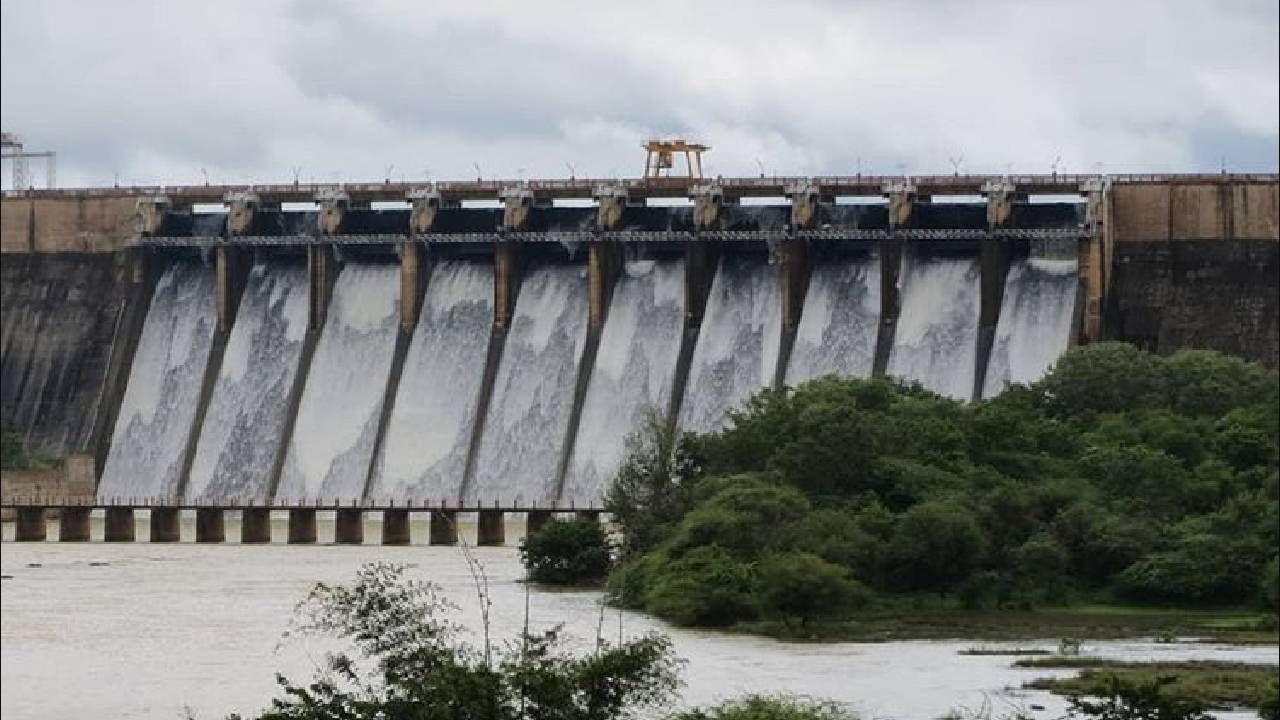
[887,501,988,595]
[645,546,758,627]
[605,410,695,558]
[1037,343,1165,418]
[520,519,613,585]
[755,552,869,630]
[1067,675,1210,720]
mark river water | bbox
[2,516,1274,720]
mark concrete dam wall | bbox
[0,174,1275,502]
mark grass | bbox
[958,647,1051,656]
[733,607,1279,644]
[1018,658,1280,710]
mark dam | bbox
[1,173,1277,542]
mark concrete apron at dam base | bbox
[0,508,602,546]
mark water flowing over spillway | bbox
[185,265,309,501]
[886,252,981,401]
[467,264,589,506]
[678,256,782,433]
[785,255,881,385]
[276,263,399,502]
[562,259,685,504]
[98,263,217,499]
[368,261,494,503]
[982,255,1080,398]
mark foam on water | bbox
[275,263,399,502]
[98,262,217,499]
[562,259,685,504]
[886,252,981,400]
[466,264,589,506]
[982,256,1079,397]
[785,255,880,385]
[368,261,494,503]
[185,264,309,502]
[678,256,782,433]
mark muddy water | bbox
[2,516,1274,720]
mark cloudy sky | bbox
[2,0,1277,188]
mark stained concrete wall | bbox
[1,196,138,253]
[1,253,129,456]
[1106,182,1279,367]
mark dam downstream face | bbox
[886,251,981,401]
[186,264,309,502]
[786,254,881,385]
[276,263,400,502]
[983,255,1080,398]
[98,263,217,500]
[370,260,494,503]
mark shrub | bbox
[755,552,870,629]
[645,546,757,626]
[672,695,858,720]
[519,519,613,585]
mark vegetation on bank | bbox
[1018,658,1280,714]
[603,344,1280,636]
[0,428,60,470]
[519,519,614,585]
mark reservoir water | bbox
[2,518,1273,720]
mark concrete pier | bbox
[149,507,181,542]
[399,241,426,333]
[476,510,505,546]
[288,509,318,544]
[334,509,364,544]
[494,243,520,327]
[525,509,552,537]
[15,506,46,541]
[195,508,225,543]
[973,236,1012,401]
[104,507,135,542]
[59,507,91,541]
[872,236,904,377]
[307,244,337,331]
[429,510,457,545]
[575,510,601,525]
[241,508,272,543]
[382,509,411,545]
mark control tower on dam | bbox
[1,172,1276,510]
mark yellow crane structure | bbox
[643,139,709,180]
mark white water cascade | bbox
[466,264,589,506]
[275,263,399,502]
[785,255,881,385]
[678,256,782,433]
[185,264,309,502]
[98,262,217,499]
[562,259,685,505]
[368,261,494,503]
[982,255,1080,398]
[886,252,981,401]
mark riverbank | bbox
[1018,657,1280,711]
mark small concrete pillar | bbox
[575,510,601,525]
[409,189,443,235]
[494,243,521,328]
[1079,178,1107,345]
[15,507,46,542]
[307,244,337,331]
[241,508,272,544]
[149,507,181,542]
[226,191,260,236]
[135,196,172,235]
[691,184,724,230]
[684,241,719,327]
[288,509,318,544]
[195,508,226,543]
[429,510,458,546]
[334,509,364,545]
[787,180,820,231]
[982,180,1017,229]
[382,509,411,545]
[476,510,505,546]
[872,236,905,377]
[884,181,917,229]
[525,509,552,538]
[594,184,628,231]
[501,187,535,231]
[59,507,91,542]
[399,241,427,333]
[104,507,136,542]
[215,246,250,333]
[317,188,349,234]
[588,243,618,330]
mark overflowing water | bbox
[369,261,494,503]
[466,264,590,506]
[562,259,686,504]
[982,256,1080,398]
[785,255,881,385]
[276,263,399,502]
[886,252,981,401]
[97,263,217,500]
[185,265,310,502]
[678,256,782,433]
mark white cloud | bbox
[1,0,1275,188]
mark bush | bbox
[645,546,758,626]
[519,519,613,585]
[672,695,858,720]
[755,552,869,629]
[887,501,987,595]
